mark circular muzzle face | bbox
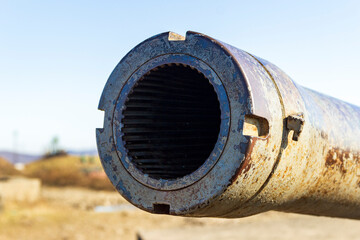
[113,54,230,190]
[97,32,257,215]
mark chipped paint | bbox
[97,31,360,220]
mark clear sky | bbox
[1,0,359,155]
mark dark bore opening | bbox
[122,64,221,180]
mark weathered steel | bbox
[96,31,360,219]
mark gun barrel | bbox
[96,31,360,219]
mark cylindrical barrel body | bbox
[96,31,360,219]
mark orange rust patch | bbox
[325,148,348,175]
[229,138,258,184]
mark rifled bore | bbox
[121,64,221,180]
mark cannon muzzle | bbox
[96,31,360,219]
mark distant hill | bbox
[67,149,98,156]
[0,151,41,164]
[0,149,98,164]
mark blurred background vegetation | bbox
[0,157,20,177]
[23,155,113,190]
[0,136,113,191]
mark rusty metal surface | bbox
[97,31,360,219]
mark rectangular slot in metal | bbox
[153,203,170,214]
[243,115,269,138]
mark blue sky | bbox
[1,0,359,154]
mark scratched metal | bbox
[97,31,360,219]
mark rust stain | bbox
[229,137,258,184]
[325,148,348,175]
[97,31,360,219]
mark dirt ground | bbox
[0,186,359,240]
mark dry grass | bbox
[0,187,184,240]
[1,187,360,240]
[0,157,20,177]
[23,155,114,190]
